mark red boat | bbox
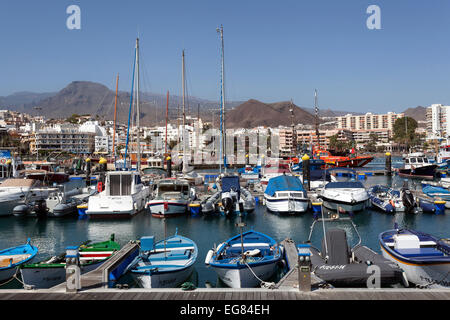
[313,149,373,168]
[19,161,69,183]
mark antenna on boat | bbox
[182,50,188,175]
[314,89,320,150]
[217,24,226,174]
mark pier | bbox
[1,238,449,301]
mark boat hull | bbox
[212,261,278,288]
[322,198,369,213]
[398,165,437,179]
[146,201,188,218]
[264,196,309,214]
[86,193,148,219]
[380,246,450,288]
[132,264,194,288]
[21,260,105,289]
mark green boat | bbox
[20,234,120,289]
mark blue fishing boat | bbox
[205,230,282,288]
[0,239,38,283]
[422,185,450,209]
[379,226,450,288]
[126,231,198,288]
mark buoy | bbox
[301,154,310,161]
[434,200,446,214]
[99,157,107,164]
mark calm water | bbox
[0,157,448,288]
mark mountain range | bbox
[0,81,426,127]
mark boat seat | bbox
[396,247,444,258]
[149,249,191,261]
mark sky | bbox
[1,0,450,113]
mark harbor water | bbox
[0,157,448,289]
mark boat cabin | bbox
[403,153,430,168]
[154,179,190,200]
[105,171,142,196]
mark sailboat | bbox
[86,38,150,218]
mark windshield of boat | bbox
[158,184,188,194]
[325,181,365,189]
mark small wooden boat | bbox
[0,239,38,283]
[380,226,450,288]
[205,229,282,288]
[126,231,197,288]
[20,234,120,289]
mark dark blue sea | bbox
[0,157,448,288]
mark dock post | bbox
[65,246,81,293]
[85,158,91,186]
[302,154,310,191]
[385,152,392,176]
[297,244,311,292]
[167,156,172,177]
[5,159,11,178]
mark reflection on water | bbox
[0,161,448,288]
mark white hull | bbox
[213,262,278,288]
[132,264,194,288]
[381,250,450,288]
[146,200,188,216]
[264,196,309,214]
[86,191,148,217]
[21,261,103,289]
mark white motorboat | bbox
[86,171,150,218]
[146,178,194,217]
[264,175,309,214]
[0,179,53,216]
[319,169,369,213]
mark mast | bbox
[314,89,320,150]
[182,50,187,174]
[289,100,296,158]
[217,25,226,173]
[112,73,119,163]
[135,38,141,172]
[165,91,169,155]
[124,47,137,169]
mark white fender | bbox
[204,249,214,265]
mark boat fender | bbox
[401,272,409,288]
[244,249,261,257]
[216,242,226,254]
[97,182,103,193]
[205,249,214,265]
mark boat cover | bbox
[222,176,241,193]
[324,181,365,189]
[423,185,450,196]
[264,175,305,197]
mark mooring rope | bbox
[244,261,275,289]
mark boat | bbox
[379,226,450,288]
[140,167,168,186]
[13,185,97,218]
[263,175,309,214]
[219,174,255,217]
[421,177,450,190]
[260,160,292,190]
[18,161,69,183]
[319,168,370,214]
[125,231,197,288]
[397,152,437,179]
[205,229,282,288]
[367,184,415,213]
[437,143,450,164]
[146,178,194,217]
[86,170,150,218]
[0,179,54,216]
[307,214,406,287]
[313,148,373,168]
[0,239,38,283]
[290,158,325,173]
[422,185,450,209]
[21,235,120,289]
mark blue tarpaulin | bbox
[264,175,305,197]
[222,176,240,193]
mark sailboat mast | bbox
[217,25,226,173]
[314,89,320,150]
[135,38,141,171]
[182,50,187,174]
[165,91,169,155]
[112,74,119,162]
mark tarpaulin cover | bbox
[221,175,241,193]
[264,175,305,197]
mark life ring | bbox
[0,159,5,164]
[97,182,103,193]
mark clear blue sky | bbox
[1,0,450,113]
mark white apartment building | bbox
[426,104,450,140]
[33,124,95,154]
[337,112,404,132]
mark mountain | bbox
[403,106,427,122]
[0,81,242,126]
[0,91,56,110]
[302,107,361,117]
[224,99,318,128]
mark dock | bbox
[1,238,449,300]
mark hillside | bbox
[225,99,318,128]
[403,106,427,122]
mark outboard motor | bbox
[33,199,48,218]
[222,193,234,216]
[401,187,415,214]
